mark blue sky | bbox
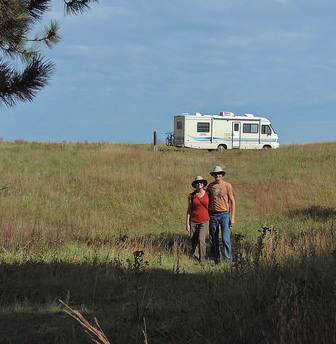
[1,0,336,145]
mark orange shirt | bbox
[189,192,210,222]
[207,180,234,212]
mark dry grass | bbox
[1,141,336,343]
[1,141,336,258]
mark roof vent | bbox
[220,111,235,117]
[244,113,254,118]
[195,112,202,116]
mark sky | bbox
[1,0,336,145]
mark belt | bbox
[209,210,228,215]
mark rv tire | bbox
[217,145,227,152]
[262,145,271,150]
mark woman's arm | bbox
[186,195,192,232]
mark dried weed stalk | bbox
[59,299,111,344]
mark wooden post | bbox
[153,131,158,151]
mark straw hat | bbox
[210,165,226,176]
[192,176,208,188]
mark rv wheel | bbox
[262,145,271,150]
[217,145,227,152]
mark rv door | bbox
[232,122,240,148]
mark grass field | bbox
[0,141,336,343]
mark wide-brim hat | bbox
[210,165,226,176]
[192,175,208,188]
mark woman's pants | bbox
[190,220,209,263]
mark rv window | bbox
[262,125,271,135]
[243,123,258,134]
[176,121,183,130]
[197,122,210,132]
[234,123,239,131]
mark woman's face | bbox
[196,182,204,190]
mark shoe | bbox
[192,255,200,264]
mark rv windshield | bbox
[262,125,271,135]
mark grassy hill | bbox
[0,141,336,343]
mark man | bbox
[207,166,236,263]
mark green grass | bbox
[0,141,336,343]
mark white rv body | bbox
[174,112,279,150]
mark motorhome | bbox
[173,112,279,150]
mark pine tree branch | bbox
[28,0,51,20]
[64,0,99,15]
[0,56,54,107]
[0,0,99,107]
[26,20,61,48]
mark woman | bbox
[186,176,210,265]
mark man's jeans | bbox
[209,211,232,262]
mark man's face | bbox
[214,173,222,182]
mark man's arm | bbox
[229,192,235,226]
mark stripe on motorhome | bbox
[187,135,277,143]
